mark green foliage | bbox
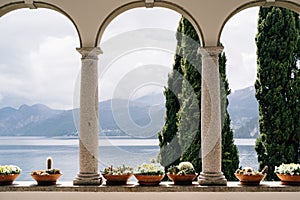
[102,165,133,175]
[159,17,239,181]
[274,163,300,175]
[158,18,184,168]
[31,169,61,175]
[176,17,202,172]
[134,162,165,175]
[219,52,240,181]
[168,161,196,175]
[0,165,21,175]
[255,7,300,180]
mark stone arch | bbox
[95,1,204,46]
[0,1,82,46]
[218,0,300,43]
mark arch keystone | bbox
[145,0,155,8]
[24,0,37,9]
[264,0,276,8]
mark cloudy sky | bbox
[0,7,259,110]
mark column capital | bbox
[76,47,103,60]
[197,46,224,57]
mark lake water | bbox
[0,137,258,181]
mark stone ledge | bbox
[1,182,300,192]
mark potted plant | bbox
[234,166,267,186]
[167,162,197,185]
[275,163,300,185]
[31,157,62,185]
[134,160,165,186]
[101,165,133,185]
[0,165,21,185]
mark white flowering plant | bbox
[102,165,133,175]
[134,162,165,175]
[0,165,21,175]
[274,163,300,176]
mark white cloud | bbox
[0,8,80,109]
[26,36,81,109]
[220,7,259,91]
[0,7,181,109]
[101,7,181,42]
[0,6,259,109]
[99,8,181,101]
[99,49,174,101]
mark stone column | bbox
[73,47,102,185]
[198,46,227,186]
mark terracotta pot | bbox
[276,174,300,185]
[167,173,198,185]
[31,173,62,186]
[102,174,132,185]
[234,173,267,186]
[134,174,164,186]
[0,174,20,185]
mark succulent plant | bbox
[31,169,61,175]
[178,162,195,172]
[235,166,267,176]
[168,162,196,175]
[167,166,179,175]
[31,157,61,175]
[47,157,52,170]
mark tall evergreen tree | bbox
[158,19,183,168]
[255,7,300,180]
[159,17,239,180]
[176,17,202,172]
[219,52,240,181]
[290,12,300,163]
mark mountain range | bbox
[228,86,259,138]
[0,87,259,138]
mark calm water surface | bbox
[0,137,258,181]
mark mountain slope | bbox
[0,94,166,137]
[0,88,259,138]
[228,86,259,138]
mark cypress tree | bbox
[159,17,239,180]
[290,12,300,163]
[255,7,300,180]
[158,19,183,168]
[219,52,240,181]
[176,17,202,172]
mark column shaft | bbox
[73,47,102,185]
[198,46,227,186]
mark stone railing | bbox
[1,182,300,200]
[1,181,300,192]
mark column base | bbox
[73,173,102,185]
[198,172,227,186]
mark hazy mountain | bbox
[0,93,166,138]
[0,104,75,136]
[228,86,259,138]
[132,93,166,106]
[99,97,165,138]
[0,87,259,138]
